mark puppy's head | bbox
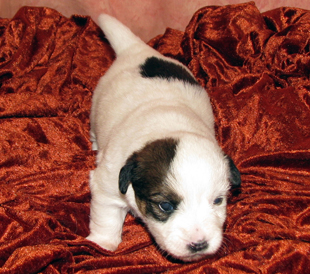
[119,135,241,262]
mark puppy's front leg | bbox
[87,170,128,251]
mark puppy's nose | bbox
[187,240,208,253]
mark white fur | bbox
[87,14,231,262]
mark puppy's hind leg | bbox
[87,169,128,251]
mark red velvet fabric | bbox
[1,2,310,273]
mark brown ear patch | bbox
[120,138,182,222]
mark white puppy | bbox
[87,14,241,262]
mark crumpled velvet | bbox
[0,2,310,273]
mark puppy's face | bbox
[119,135,240,262]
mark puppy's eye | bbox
[213,197,224,205]
[159,201,174,213]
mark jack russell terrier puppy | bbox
[87,14,241,262]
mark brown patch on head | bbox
[119,138,181,222]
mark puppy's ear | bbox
[227,156,241,188]
[119,154,137,194]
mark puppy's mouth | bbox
[174,252,210,262]
[161,240,220,262]
[162,233,224,262]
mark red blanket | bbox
[1,2,310,273]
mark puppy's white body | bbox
[87,15,240,262]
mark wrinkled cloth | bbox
[0,2,310,273]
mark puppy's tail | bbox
[98,14,143,55]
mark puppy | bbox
[87,14,241,262]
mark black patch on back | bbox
[119,138,181,222]
[140,56,199,85]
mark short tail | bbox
[98,14,143,55]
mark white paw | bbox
[86,234,121,251]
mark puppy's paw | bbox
[86,234,121,251]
